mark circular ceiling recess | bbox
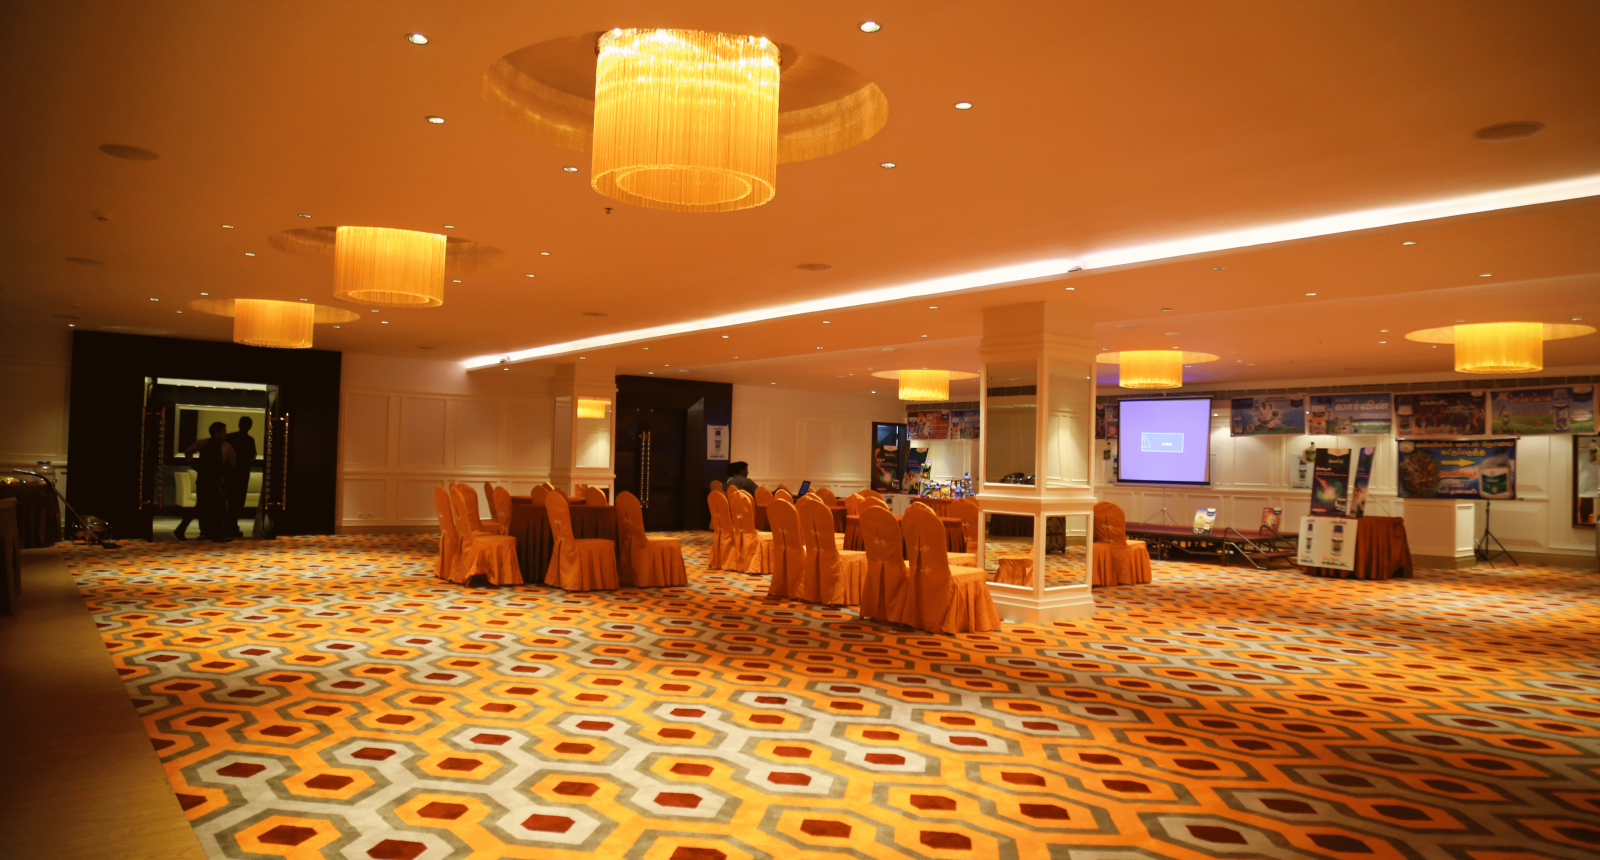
[98,144,160,160]
[267,227,506,276]
[187,298,361,324]
[1475,121,1544,141]
[483,31,889,163]
[796,263,832,271]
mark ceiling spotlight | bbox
[929,306,938,309]
[1378,340,1386,344]
[244,252,256,256]
[1380,329,1389,332]
[541,251,551,256]
[371,309,380,313]
[880,162,896,169]
[722,335,729,338]
[442,224,456,229]
[1479,273,1492,278]
[299,298,308,301]
[426,116,444,124]
[381,320,390,324]
[200,292,209,296]
[298,213,312,218]
[1573,317,1584,321]
[1305,292,1317,296]
[859,21,881,33]
[823,320,831,324]
[1213,266,1225,270]
[525,274,536,278]
[816,346,823,349]
[643,347,649,350]
[333,325,341,329]
[1064,287,1075,291]
[579,356,586,360]
[562,166,579,172]
[407,33,429,45]
[954,102,973,110]
[149,297,158,301]
[502,367,509,371]
[1402,241,1416,246]
[452,279,461,283]
[871,390,876,394]
[221,224,234,229]
[1160,308,1172,312]
[921,334,928,337]
[68,324,75,327]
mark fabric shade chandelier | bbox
[870,369,980,402]
[187,298,361,349]
[591,28,780,213]
[1404,321,1596,374]
[576,399,610,419]
[1096,350,1220,389]
[334,226,448,307]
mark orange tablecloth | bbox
[509,497,617,585]
[844,514,965,554]
[756,503,844,533]
[1303,516,1413,580]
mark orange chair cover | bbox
[544,492,619,591]
[860,488,884,502]
[529,484,551,504]
[815,486,837,508]
[432,486,463,583]
[844,494,863,517]
[797,496,866,606]
[858,504,909,623]
[483,482,499,521]
[903,504,1000,634]
[995,556,1035,586]
[774,488,793,504]
[947,498,979,553]
[764,498,807,599]
[583,485,610,506]
[727,488,771,573]
[1093,501,1153,585]
[492,485,514,533]
[710,479,723,494]
[706,491,739,571]
[864,496,890,512]
[615,491,687,587]
[754,486,773,507]
[449,485,520,585]
[453,483,505,535]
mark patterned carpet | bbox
[64,532,1600,860]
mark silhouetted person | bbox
[225,417,258,537]
[176,422,235,541]
[725,461,758,495]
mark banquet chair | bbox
[844,493,863,517]
[864,496,891,512]
[902,504,999,634]
[858,504,910,624]
[529,484,552,504]
[452,483,505,535]
[615,491,687,587]
[483,481,499,521]
[815,486,837,508]
[431,486,465,583]
[1093,501,1153,586]
[754,486,773,507]
[764,497,806,599]
[449,485,521,585]
[774,488,793,504]
[710,479,723,494]
[860,488,884,502]
[947,498,979,553]
[544,492,618,591]
[491,485,514,533]
[728,488,772,573]
[798,494,867,606]
[706,490,739,571]
[583,485,610,506]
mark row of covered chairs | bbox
[433,483,519,586]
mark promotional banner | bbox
[1350,446,1375,517]
[1396,438,1517,499]
[1096,404,1120,440]
[1297,516,1358,571]
[904,447,931,493]
[1393,392,1487,437]
[870,423,907,493]
[950,409,981,440]
[1308,394,1393,435]
[1290,445,1317,489]
[908,410,951,441]
[707,425,729,460]
[1230,394,1307,436]
[1490,386,1595,435]
[1309,448,1354,517]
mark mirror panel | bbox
[985,360,1038,484]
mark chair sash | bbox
[432,486,463,583]
[858,504,908,623]
[764,498,806,599]
[706,490,738,571]
[583,485,610,506]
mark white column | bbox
[549,363,617,496]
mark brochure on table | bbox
[1297,516,1358,571]
[1192,507,1217,535]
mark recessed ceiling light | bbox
[816,346,823,349]
[859,21,881,33]
[244,252,256,256]
[954,102,972,110]
[929,306,938,309]
[200,292,209,296]
[562,166,578,172]
[407,33,429,45]
[525,274,536,278]
[643,347,649,350]
[452,279,461,283]
[579,356,586,359]
[1573,317,1583,321]
[541,251,551,256]
[382,320,389,324]
[175,310,183,314]
[1213,266,1225,271]
[1160,308,1172,312]
[426,116,444,124]
[1378,340,1386,344]
[299,298,308,301]
[1305,292,1317,296]
[871,390,876,394]
[1064,287,1075,291]
[371,309,379,313]
[822,320,830,324]
[649,372,654,375]
[921,334,928,337]
[664,364,670,367]
[1402,241,1416,245]
[880,162,896,169]
[1456,319,1466,323]
[221,224,234,229]
[502,367,509,371]
[333,325,340,329]
[298,213,311,218]
[722,335,729,338]
[149,298,158,301]
[442,224,455,229]
[68,324,75,327]
[1479,273,1492,278]
[1380,329,1389,332]
[770,382,776,385]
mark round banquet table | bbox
[912,497,956,516]
[508,497,618,585]
[0,482,61,548]
[756,503,845,533]
[844,513,965,554]
[1302,517,1413,580]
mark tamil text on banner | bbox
[1308,393,1393,435]
[1393,392,1487,437]
[1297,516,1358,571]
[1310,448,1355,517]
[1230,394,1307,436]
[1396,438,1517,499]
[1490,386,1595,435]
[950,409,981,440]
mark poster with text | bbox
[904,447,931,493]
[1230,394,1307,436]
[1350,446,1375,517]
[1290,444,1317,489]
[1103,403,1119,440]
[1310,448,1354,517]
[871,422,907,493]
[1393,391,1487,437]
[951,409,981,440]
[1396,438,1517,499]
[1297,516,1358,571]
[908,410,951,441]
[1095,406,1106,440]
[1490,386,1595,435]
[707,425,729,461]
[1308,393,1393,436]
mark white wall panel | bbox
[805,419,835,476]
[400,397,448,467]
[767,418,798,476]
[341,478,389,523]
[399,480,445,523]
[455,400,501,467]
[341,394,390,467]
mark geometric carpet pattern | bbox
[64,533,1600,860]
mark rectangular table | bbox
[507,498,618,585]
[1302,517,1413,580]
[844,513,966,554]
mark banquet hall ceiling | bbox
[2,0,1597,392]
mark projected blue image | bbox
[1141,432,1184,453]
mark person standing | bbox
[225,416,258,537]
[176,422,236,541]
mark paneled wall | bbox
[338,355,556,531]
[730,385,903,495]
[0,360,70,476]
[1096,414,1594,562]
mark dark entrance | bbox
[615,405,687,531]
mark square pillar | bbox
[550,363,616,496]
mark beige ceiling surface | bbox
[2,1,1597,390]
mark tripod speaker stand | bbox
[1474,500,1516,567]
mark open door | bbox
[256,384,288,539]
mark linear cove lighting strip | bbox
[465,172,1600,368]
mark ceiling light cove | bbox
[463,173,1600,369]
[407,33,429,45]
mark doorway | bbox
[139,378,277,541]
[615,405,688,531]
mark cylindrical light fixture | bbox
[334,226,447,307]
[576,399,610,419]
[591,29,780,213]
[1096,350,1220,389]
[234,299,315,349]
[1405,322,1595,374]
[870,369,979,401]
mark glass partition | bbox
[985,360,1037,484]
[981,512,1091,590]
[1043,359,1092,488]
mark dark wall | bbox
[67,331,341,538]
[614,375,732,530]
